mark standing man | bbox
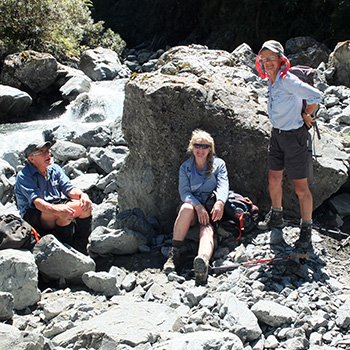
[15,139,93,254]
[255,40,322,249]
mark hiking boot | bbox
[295,225,312,249]
[257,208,284,230]
[193,254,209,285]
[163,247,180,274]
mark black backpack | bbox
[0,214,40,250]
[206,191,259,240]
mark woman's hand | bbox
[211,200,225,222]
[195,204,210,226]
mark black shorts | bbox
[23,198,71,236]
[268,126,311,180]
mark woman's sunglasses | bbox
[193,143,211,149]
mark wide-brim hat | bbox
[259,40,284,55]
[24,140,52,158]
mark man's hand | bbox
[195,204,210,226]
[211,200,225,222]
[303,113,316,128]
[79,193,92,213]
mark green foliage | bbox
[0,0,126,61]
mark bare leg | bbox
[40,201,92,229]
[172,203,196,241]
[198,224,214,259]
[294,178,313,220]
[269,170,283,208]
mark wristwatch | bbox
[304,113,311,117]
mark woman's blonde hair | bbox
[187,129,215,176]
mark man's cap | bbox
[259,40,284,55]
[24,140,52,158]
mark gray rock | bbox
[0,84,32,118]
[329,40,350,87]
[336,299,350,328]
[50,140,87,163]
[52,298,182,348]
[0,249,41,310]
[82,271,121,296]
[219,292,262,342]
[0,323,45,350]
[327,192,350,217]
[251,300,298,327]
[88,146,127,174]
[91,200,118,230]
[59,75,91,101]
[72,125,112,147]
[285,36,330,68]
[1,50,57,93]
[155,331,244,350]
[70,173,99,192]
[0,291,14,321]
[88,226,147,256]
[33,235,95,283]
[79,47,131,81]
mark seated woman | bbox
[163,129,229,284]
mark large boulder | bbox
[0,249,41,310]
[329,40,350,87]
[33,235,95,284]
[285,36,331,68]
[79,47,130,81]
[0,50,57,93]
[52,298,182,348]
[0,84,32,119]
[116,45,350,231]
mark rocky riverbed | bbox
[1,222,349,350]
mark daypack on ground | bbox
[206,191,259,240]
[0,214,40,250]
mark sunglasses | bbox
[193,143,211,149]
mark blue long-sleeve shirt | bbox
[14,163,75,217]
[268,71,322,130]
[178,156,229,207]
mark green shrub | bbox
[0,0,126,61]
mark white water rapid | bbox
[0,79,126,157]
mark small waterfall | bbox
[0,79,126,157]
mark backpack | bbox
[0,214,40,250]
[206,191,259,240]
[289,65,315,86]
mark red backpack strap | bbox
[234,213,244,241]
[31,227,40,242]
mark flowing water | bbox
[0,79,126,157]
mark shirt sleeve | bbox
[214,159,229,203]
[15,172,40,206]
[284,73,322,105]
[178,161,201,207]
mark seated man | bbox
[14,139,93,254]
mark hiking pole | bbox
[337,235,350,251]
[210,253,309,275]
[285,220,350,239]
[312,121,321,140]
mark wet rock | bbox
[0,84,32,118]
